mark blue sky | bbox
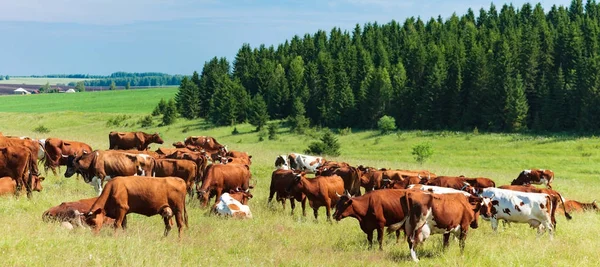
[0,0,571,76]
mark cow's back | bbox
[0,176,16,195]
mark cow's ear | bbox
[491,200,499,206]
[227,158,233,163]
[248,155,252,159]
[39,177,45,181]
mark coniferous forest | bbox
[176,1,600,132]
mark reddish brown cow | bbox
[184,136,227,152]
[113,149,161,159]
[398,191,486,262]
[558,200,599,214]
[0,145,38,197]
[42,137,93,175]
[385,175,425,189]
[497,184,573,224]
[228,188,253,205]
[0,176,44,196]
[316,164,362,196]
[223,157,252,165]
[425,176,496,190]
[153,159,198,197]
[84,176,188,237]
[109,131,164,151]
[42,197,115,227]
[512,169,555,189]
[165,151,209,184]
[286,173,345,222]
[197,164,252,207]
[333,189,413,250]
[268,169,306,215]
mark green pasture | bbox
[0,88,177,113]
[0,88,599,266]
[0,77,93,85]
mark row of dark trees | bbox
[176,0,600,132]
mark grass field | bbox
[0,77,93,85]
[1,88,599,266]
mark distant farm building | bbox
[64,88,76,93]
[13,88,30,95]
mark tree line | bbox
[21,72,183,88]
[176,0,600,132]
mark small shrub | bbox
[377,115,396,134]
[33,125,50,134]
[182,126,190,133]
[305,129,340,156]
[412,142,434,165]
[290,115,310,134]
[106,114,131,127]
[473,126,479,135]
[268,123,278,140]
[138,115,153,128]
[338,127,352,136]
[232,127,240,135]
[258,129,267,142]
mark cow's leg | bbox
[163,217,172,237]
[443,233,451,249]
[407,237,419,262]
[395,230,401,244]
[289,199,296,216]
[325,200,332,223]
[213,188,223,207]
[175,209,185,239]
[458,229,468,253]
[366,230,374,250]
[114,208,128,236]
[313,208,319,221]
[376,227,384,251]
[491,217,499,232]
[301,198,307,217]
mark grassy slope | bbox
[0,89,599,266]
[0,77,93,85]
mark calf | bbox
[84,176,188,238]
[512,169,554,189]
[213,192,253,219]
[286,173,344,222]
[398,191,485,262]
[333,189,412,250]
[268,169,306,216]
[559,200,599,214]
[0,176,44,196]
[42,197,115,227]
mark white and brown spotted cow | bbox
[286,153,326,174]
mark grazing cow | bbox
[357,166,385,192]
[64,150,155,194]
[559,200,599,214]
[42,138,93,175]
[287,153,326,174]
[333,189,413,250]
[197,164,252,207]
[497,184,572,224]
[213,192,253,219]
[0,144,39,197]
[286,173,344,222]
[153,158,198,197]
[0,176,44,196]
[183,136,227,154]
[512,169,555,189]
[396,191,485,262]
[84,176,188,237]
[42,197,115,227]
[268,169,306,215]
[316,164,362,196]
[425,176,496,190]
[108,131,164,151]
[172,142,199,151]
[465,187,557,239]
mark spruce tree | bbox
[248,94,269,131]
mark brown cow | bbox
[512,169,555,189]
[316,164,362,196]
[42,197,115,227]
[197,164,252,207]
[425,176,495,190]
[109,131,164,151]
[228,187,253,205]
[286,173,345,222]
[42,138,93,175]
[184,136,226,152]
[558,200,599,214]
[0,176,44,196]
[397,191,486,262]
[64,150,155,194]
[153,159,197,197]
[0,144,38,197]
[268,169,306,216]
[166,151,208,184]
[333,189,413,250]
[497,184,573,224]
[84,176,188,237]
[385,175,427,189]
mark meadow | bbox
[0,77,93,85]
[0,88,599,266]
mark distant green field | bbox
[0,89,599,265]
[0,88,177,113]
[0,77,93,85]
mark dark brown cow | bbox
[357,166,385,192]
[197,164,252,207]
[333,189,413,250]
[153,159,197,197]
[109,131,164,151]
[558,200,599,214]
[398,191,486,262]
[0,176,44,196]
[268,169,306,216]
[316,164,362,196]
[0,145,38,197]
[42,197,115,227]
[425,176,496,190]
[184,136,226,152]
[286,173,345,222]
[512,169,555,189]
[42,137,93,175]
[497,184,573,224]
[84,176,188,238]
[64,150,155,194]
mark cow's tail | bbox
[556,192,572,220]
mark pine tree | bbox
[174,76,201,119]
[161,99,178,126]
[248,94,269,131]
[504,74,529,131]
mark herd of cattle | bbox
[0,131,599,262]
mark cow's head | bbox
[286,172,305,193]
[461,182,480,195]
[64,151,94,183]
[84,208,105,234]
[229,187,253,205]
[152,133,164,144]
[333,191,353,221]
[590,200,599,211]
[31,175,45,192]
[467,195,485,229]
[478,197,497,220]
[539,169,554,179]
[275,155,289,170]
[172,141,186,148]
